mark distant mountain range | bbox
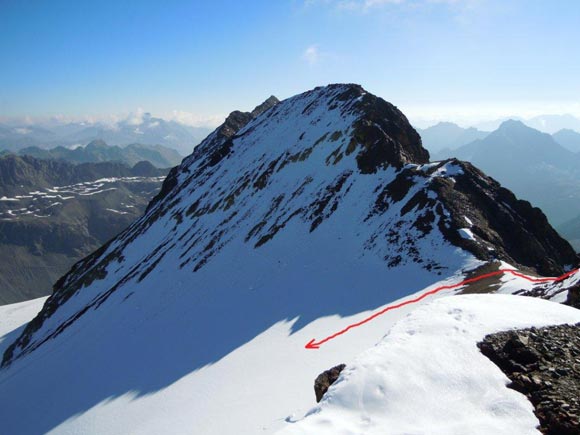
[10,140,182,168]
[470,114,580,134]
[558,215,580,252]
[416,122,489,154]
[0,154,168,304]
[432,120,580,231]
[0,113,212,156]
[418,120,580,156]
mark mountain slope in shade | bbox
[436,120,580,226]
[558,214,580,252]
[0,155,168,304]
[0,85,577,435]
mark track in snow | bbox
[305,267,580,349]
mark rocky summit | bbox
[0,84,578,435]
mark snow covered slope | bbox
[0,84,577,434]
[0,297,46,358]
[278,295,580,435]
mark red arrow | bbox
[305,339,320,350]
[305,266,580,350]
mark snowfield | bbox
[278,294,580,435]
[0,276,578,435]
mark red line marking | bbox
[305,267,580,349]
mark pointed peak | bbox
[251,96,279,118]
[86,139,108,148]
[498,119,529,131]
[433,121,461,128]
[220,111,254,139]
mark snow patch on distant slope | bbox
[279,294,580,435]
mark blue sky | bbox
[1,0,579,126]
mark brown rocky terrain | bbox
[478,323,580,435]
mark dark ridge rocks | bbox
[385,171,415,203]
[251,95,280,117]
[146,165,180,213]
[478,324,580,435]
[314,364,346,403]
[425,160,579,276]
[350,90,429,173]
[302,84,428,173]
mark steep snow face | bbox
[279,295,580,435]
[0,84,576,434]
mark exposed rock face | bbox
[368,160,579,276]
[478,323,580,435]
[422,160,579,276]
[314,364,346,402]
[343,85,428,173]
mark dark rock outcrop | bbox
[314,364,346,402]
[421,160,579,276]
[478,323,580,435]
[565,285,580,309]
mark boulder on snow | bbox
[564,284,580,309]
[314,364,346,402]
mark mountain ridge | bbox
[0,154,168,304]
[13,140,183,168]
[0,84,577,435]
[4,83,577,365]
[434,119,580,227]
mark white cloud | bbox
[168,110,224,128]
[302,44,320,65]
[337,0,404,11]
[125,108,146,126]
[309,0,479,13]
[0,109,223,129]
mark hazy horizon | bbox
[2,0,580,131]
